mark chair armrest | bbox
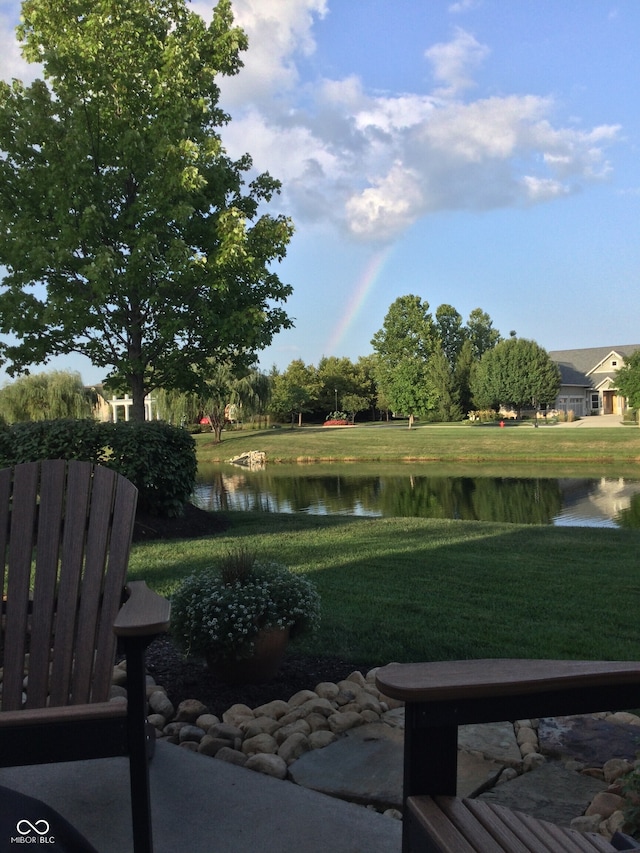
[113,581,171,637]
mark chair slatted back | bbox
[0,460,138,712]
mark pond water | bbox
[193,464,640,529]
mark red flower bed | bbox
[323,419,350,426]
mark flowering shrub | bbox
[171,554,321,664]
[324,410,350,426]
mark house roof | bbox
[549,345,640,388]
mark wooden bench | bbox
[0,460,171,853]
[375,659,640,853]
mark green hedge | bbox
[102,421,197,517]
[0,419,196,517]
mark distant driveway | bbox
[559,414,626,427]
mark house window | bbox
[591,394,599,411]
[612,360,617,367]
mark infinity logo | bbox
[16,820,50,836]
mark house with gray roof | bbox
[548,345,640,417]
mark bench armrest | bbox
[113,581,171,637]
[376,659,640,802]
[375,659,640,705]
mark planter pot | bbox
[205,626,290,684]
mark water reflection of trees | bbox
[194,471,568,523]
[616,493,640,528]
[375,476,562,523]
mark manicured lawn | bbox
[195,422,640,470]
[130,511,640,667]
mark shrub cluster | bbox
[171,551,321,663]
[468,410,499,422]
[0,419,196,517]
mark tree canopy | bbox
[615,351,640,413]
[0,0,293,420]
[269,360,321,427]
[371,295,439,427]
[471,337,561,415]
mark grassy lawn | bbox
[195,422,640,470]
[130,511,640,667]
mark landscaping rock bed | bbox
[116,655,640,841]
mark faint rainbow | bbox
[324,246,393,356]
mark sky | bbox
[1,0,639,384]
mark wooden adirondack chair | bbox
[0,460,171,853]
[376,659,640,853]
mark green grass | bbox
[130,512,640,667]
[195,422,640,470]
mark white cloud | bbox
[216,11,619,242]
[521,176,569,202]
[219,0,328,105]
[346,163,424,240]
[0,1,619,245]
[448,0,481,13]
[425,28,490,98]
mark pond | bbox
[193,464,640,528]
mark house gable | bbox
[587,350,629,378]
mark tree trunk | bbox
[408,413,414,429]
[130,373,147,422]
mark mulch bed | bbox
[136,503,367,716]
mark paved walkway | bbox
[557,413,626,427]
[0,742,401,853]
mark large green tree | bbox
[471,337,561,416]
[269,360,321,427]
[615,351,640,418]
[466,308,501,360]
[430,347,463,422]
[0,0,293,420]
[371,295,438,428]
[316,356,359,416]
[435,304,465,367]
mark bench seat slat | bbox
[408,796,478,852]
[440,798,532,853]
[408,797,622,853]
[466,800,589,853]
[506,807,615,853]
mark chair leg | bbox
[125,637,154,853]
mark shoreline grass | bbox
[130,511,640,667]
[194,423,640,468]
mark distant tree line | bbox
[8,294,640,435]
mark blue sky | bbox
[1,0,639,383]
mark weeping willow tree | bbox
[0,370,97,422]
[155,364,271,442]
[197,364,270,443]
[154,387,201,427]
